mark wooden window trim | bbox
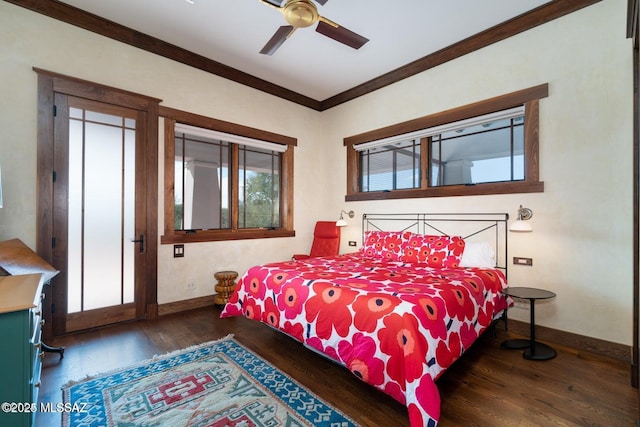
[159,106,296,244]
[344,84,547,201]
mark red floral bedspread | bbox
[220,253,508,426]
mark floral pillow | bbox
[400,234,466,268]
[360,231,410,261]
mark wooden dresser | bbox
[0,273,46,427]
[0,239,62,427]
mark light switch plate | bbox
[174,244,184,257]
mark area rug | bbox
[62,335,358,426]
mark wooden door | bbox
[51,95,148,333]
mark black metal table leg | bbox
[500,287,556,360]
[523,298,556,360]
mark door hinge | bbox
[51,303,55,314]
[51,237,56,248]
[53,104,57,117]
[52,170,56,182]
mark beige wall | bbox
[0,1,333,305]
[323,0,633,345]
[0,0,633,345]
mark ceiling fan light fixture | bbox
[258,0,368,55]
[283,0,318,28]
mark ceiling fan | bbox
[258,0,369,55]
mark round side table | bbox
[214,270,238,305]
[500,286,556,361]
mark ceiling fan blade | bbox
[315,0,329,5]
[260,25,296,55]
[316,19,368,50]
[260,0,284,6]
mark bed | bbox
[220,213,510,426]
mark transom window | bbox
[429,107,524,187]
[344,85,547,201]
[360,139,421,192]
[161,107,295,243]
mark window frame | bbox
[359,138,422,192]
[160,106,296,243]
[344,84,547,201]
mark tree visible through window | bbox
[239,145,280,229]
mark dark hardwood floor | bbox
[37,306,637,426]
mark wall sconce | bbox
[509,205,533,232]
[336,209,354,227]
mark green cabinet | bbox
[0,274,45,427]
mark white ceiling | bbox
[55,0,552,102]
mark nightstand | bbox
[500,286,556,360]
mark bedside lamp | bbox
[336,209,354,227]
[509,205,533,232]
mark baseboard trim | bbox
[157,297,631,363]
[146,303,158,320]
[158,295,217,317]
[507,319,631,362]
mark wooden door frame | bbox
[34,68,161,337]
[627,2,640,425]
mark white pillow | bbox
[459,241,496,268]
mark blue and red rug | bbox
[62,335,358,426]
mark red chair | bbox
[292,221,341,260]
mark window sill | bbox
[345,181,544,201]
[161,229,295,244]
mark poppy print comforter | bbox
[220,253,509,426]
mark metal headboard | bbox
[362,212,510,278]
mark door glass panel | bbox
[69,107,83,120]
[67,119,82,313]
[67,108,135,313]
[123,128,135,304]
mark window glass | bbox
[238,145,281,229]
[174,131,230,231]
[429,116,524,186]
[360,139,421,192]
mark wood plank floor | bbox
[37,306,637,426]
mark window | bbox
[428,107,524,187]
[238,144,281,229]
[344,84,547,201]
[174,126,231,231]
[360,139,421,191]
[161,107,295,243]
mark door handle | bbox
[131,234,144,253]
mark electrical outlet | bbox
[186,282,195,291]
[512,299,529,309]
[513,257,532,266]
